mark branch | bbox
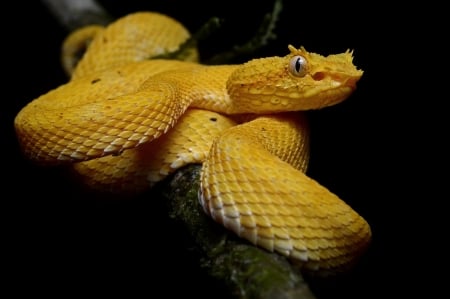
[41,0,113,31]
[204,0,284,64]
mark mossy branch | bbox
[161,0,284,64]
[204,0,283,64]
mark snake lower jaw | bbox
[228,91,355,113]
[299,84,360,110]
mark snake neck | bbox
[138,64,240,114]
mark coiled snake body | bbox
[14,12,371,273]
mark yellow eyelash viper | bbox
[14,11,371,274]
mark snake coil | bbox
[14,11,371,274]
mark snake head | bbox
[227,45,364,113]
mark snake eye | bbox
[289,55,308,77]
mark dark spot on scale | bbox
[210,117,217,122]
[112,149,124,156]
[91,78,101,84]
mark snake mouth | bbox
[344,77,360,90]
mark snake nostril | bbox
[312,72,325,81]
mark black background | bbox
[3,1,430,298]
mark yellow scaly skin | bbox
[14,11,371,273]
